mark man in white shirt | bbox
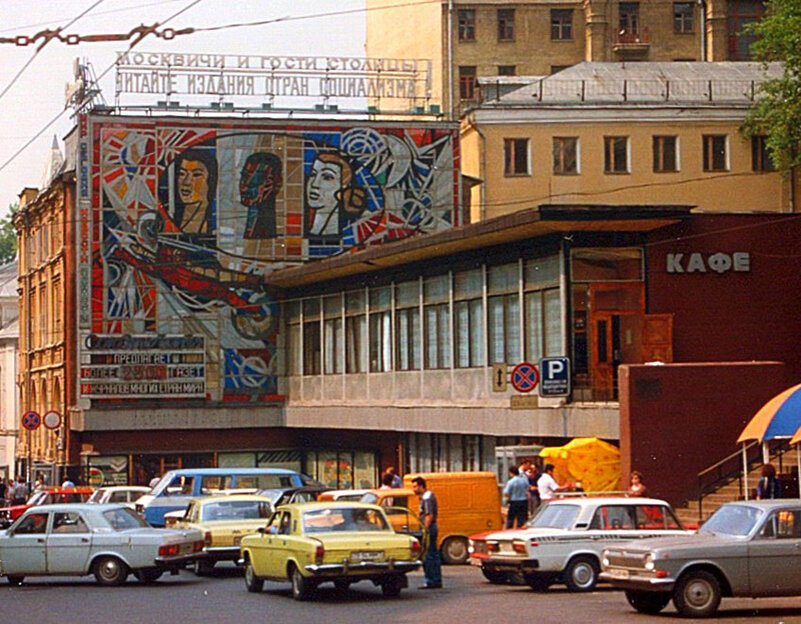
[537,464,569,501]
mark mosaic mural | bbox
[79,119,459,402]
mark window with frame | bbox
[703,134,728,171]
[302,299,321,375]
[551,9,573,40]
[52,512,88,533]
[673,2,694,32]
[459,66,477,100]
[751,135,774,171]
[454,268,484,368]
[487,263,520,365]
[323,295,344,374]
[394,281,420,371]
[458,9,475,42]
[619,2,640,34]
[524,256,562,362]
[39,286,47,346]
[604,136,629,173]
[498,65,516,76]
[286,301,302,375]
[504,138,529,176]
[498,9,515,41]
[52,278,62,335]
[727,0,764,61]
[369,287,392,372]
[345,290,367,373]
[653,136,678,172]
[553,137,579,174]
[424,275,451,369]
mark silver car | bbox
[601,500,801,618]
[0,503,204,586]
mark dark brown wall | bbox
[619,362,789,507]
[646,215,801,379]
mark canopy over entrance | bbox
[539,437,620,492]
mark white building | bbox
[0,257,18,480]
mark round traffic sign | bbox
[22,411,41,431]
[511,362,540,393]
[43,410,62,430]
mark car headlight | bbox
[644,553,655,571]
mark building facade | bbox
[0,258,19,480]
[366,0,767,117]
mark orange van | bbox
[403,471,503,564]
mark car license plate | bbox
[606,568,630,580]
[352,551,383,561]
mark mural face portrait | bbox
[240,152,282,240]
[177,159,210,231]
[307,156,344,236]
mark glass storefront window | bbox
[571,248,643,282]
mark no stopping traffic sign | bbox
[22,411,41,431]
[510,362,539,393]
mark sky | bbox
[0,0,366,217]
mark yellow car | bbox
[173,494,273,575]
[240,501,422,600]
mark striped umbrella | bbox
[737,383,801,498]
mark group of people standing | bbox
[0,477,31,506]
[503,461,576,529]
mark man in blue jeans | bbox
[412,476,442,589]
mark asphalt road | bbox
[4,564,801,624]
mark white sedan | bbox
[87,486,151,509]
[0,503,204,586]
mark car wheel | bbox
[673,570,721,618]
[564,555,599,592]
[244,560,264,593]
[441,537,469,564]
[193,559,215,576]
[135,569,164,584]
[524,572,553,592]
[480,567,509,584]
[290,563,314,601]
[6,575,24,586]
[93,556,130,586]
[381,575,404,597]
[333,579,350,593]
[625,589,671,614]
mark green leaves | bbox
[0,204,18,264]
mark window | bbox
[553,137,579,174]
[524,257,562,362]
[39,287,47,346]
[653,136,678,172]
[703,134,728,171]
[369,287,392,372]
[727,0,765,61]
[302,299,321,375]
[395,281,420,371]
[674,2,694,32]
[604,136,629,173]
[459,66,477,100]
[498,65,516,76]
[751,135,774,171]
[424,275,451,369]
[323,295,343,374]
[458,9,475,42]
[52,512,88,534]
[286,301,302,375]
[487,263,520,365]
[635,505,682,529]
[551,9,573,40]
[619,2,640,34]
[14,513,47,534]
[504,138,529,176]
[52,278,62,335]
[454,268,484,368]
[498,9,515,41]
[590,506,635,530]
[345,290,367,373]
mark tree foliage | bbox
[0,204,18,264]
[744,0,801,171]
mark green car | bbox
[240,501,422,600]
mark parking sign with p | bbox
[538,357,570,397]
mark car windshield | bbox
[528,504,580,529]
[700,504,763,537]
[303,507,390,533]
[87,490,105,503]
[26,490,48,505]
[201,500,271,522]
[103,507,150,530]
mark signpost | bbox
[491,363,508,392]
[21,411,40,492]
[539,357,571,397]
[510,362,539,393]
[43,410,62,430]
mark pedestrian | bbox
[34,473,44,491]
[379,472,394,489]
[520,460,541,515]
[13,477,28,505]
[629,470,648,497]
[411,476,442,589]
[756,463,782,500]
[384,466,403,489]
[536,463,571,502]
[503,466,530,528]
[61,477,75,487]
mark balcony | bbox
[612,27,651,57]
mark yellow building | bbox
[366,0,766,117]
[461,62,797,222]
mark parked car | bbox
[0,503,204,586]
[87,486,151,509]
[135,468,308,526]
[601,499,801,618]
[239,501,422,601]
[0,487,95,528]
[172,494,273,575]
[258,485,330,507]
[473,496,692,592]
